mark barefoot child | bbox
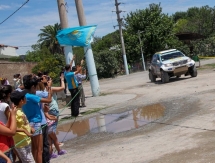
[10,90,35,163]
[43,104,66,159]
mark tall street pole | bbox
[138,30,146,71]
[115,0,129,75]
[57,0,73,65]
[74,0,100,97]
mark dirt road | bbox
[52,63,215,163]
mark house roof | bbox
[0,44,18,49]
[175,32,205,41]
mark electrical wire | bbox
[0,0,30,25]
[60,117,77,143]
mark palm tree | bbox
[38,23,63,54]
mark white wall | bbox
[0,46,18,56]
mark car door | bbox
[155,54,162,76]
[151,54,157,74]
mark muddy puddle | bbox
[56,104,165,142]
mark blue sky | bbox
[0,0,214,55]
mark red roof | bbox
[0,44,18,49]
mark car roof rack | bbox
[157,49,177,54]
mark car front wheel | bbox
[190,65,197,77]
[161,71,169,83]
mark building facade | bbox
[0,44,18,58]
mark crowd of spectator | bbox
[0,55,86,163]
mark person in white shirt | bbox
[13,74,22,89]
[0,85,13,124]
[72,62,86,107]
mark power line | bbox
[17,45,32,47]
[0,0,30,26]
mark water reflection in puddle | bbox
[57,104,165,142]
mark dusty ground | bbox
[52,62,215,163]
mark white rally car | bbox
[148,49,197,83]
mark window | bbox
[161,51,184,61]
[152,55,157,63]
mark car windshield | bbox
[160,52,185,61]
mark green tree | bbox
[9,56,23,62]
[92,31,120,52]
[25,44,50,62]
[38,23,63,54]
[173,19,189,33]
[173,6,215,37]
[123,3,176,61]
[94,50,120,78]
[172,11,187,22]
[25,45,65,83]
[192,36,215,56]
[31,54,65,83]
[73,46,85,64]
[188,6,215,37]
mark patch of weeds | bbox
[82,108,104,115]
[59,116,75,123]
[199,63,215,70]
[100,92,109,96]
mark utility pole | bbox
[74,0,100,97]
[57,0,73,65]
[114,0,129,75]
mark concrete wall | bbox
[0,46,18,56]
[0,61,37,85]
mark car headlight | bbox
[164,63,173,67]
[187,58,192,62]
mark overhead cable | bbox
[0,0,30,25]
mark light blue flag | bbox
[56,25,97,47]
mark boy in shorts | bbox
[10,90,35,163]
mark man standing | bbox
[73,61,86,107]
[64,55,81,117]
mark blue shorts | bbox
[48,120,58,133]
[48,110,59,117]
[48,110,59,133]
[29,122,42,136]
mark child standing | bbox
[10,90,35,163]
[0,104,17,163]
[38,74,67,159]
[0,85,21,162]
[0,85,13,124]
[22,74,52,163]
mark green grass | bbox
[82,108,103,115]
[198,63,215,70]
[100,92,112,96]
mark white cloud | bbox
[0,5,10,10]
